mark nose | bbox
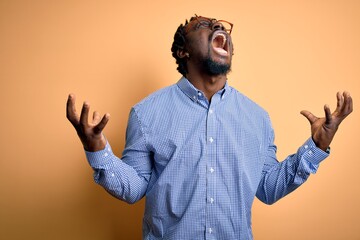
[211,21,225,31]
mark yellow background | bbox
[0,0,359,239]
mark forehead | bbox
[185,16,216,33]
[188,15,217,23]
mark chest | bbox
[145,103,267,174]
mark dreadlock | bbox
[171,16,197,76]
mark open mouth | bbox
[211,32,229,56]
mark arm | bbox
[256,92,353,204]
[256,133,328,205]
[66,94,151,204]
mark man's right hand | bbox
[66,93,110,152]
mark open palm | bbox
[66,94,110,151]
[300,92,353,151]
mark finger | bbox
[94,113,110,134]
[343,91,353,116]
[80,101,90,127]
[324,104,332,125]
[66,93,79,125]
[300,110,318,124]
[92,111,101,124]
[336,91,344,111]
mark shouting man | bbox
[66,15,353,239]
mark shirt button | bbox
[198,92,202,96]
[210,197,214,204]
[104,152,109,157]
[209,137,214,143]
[308,150,313,155]
[209,109,213,114]
[209,228,213,234]
[111,173,115,177]
[304,145,308,149]
[209,167,215,173]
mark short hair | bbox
[171,16,196,76]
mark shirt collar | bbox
[177,76,230,102]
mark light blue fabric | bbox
[86,77,329,239]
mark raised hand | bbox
[66,94,110,152]
[300,91,353,151]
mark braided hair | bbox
[171,16,196,76]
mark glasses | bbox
[185,15,233,35]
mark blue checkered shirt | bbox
[86,77,329,239]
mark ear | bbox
[177,49,189,59]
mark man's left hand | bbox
[300,91,353,151]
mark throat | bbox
[187,74,227,101]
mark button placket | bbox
[205,101,217,238]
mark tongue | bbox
[213,47,228,56]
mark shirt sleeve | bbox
[85,108,152,204]
[256,121,329,205]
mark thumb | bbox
[300,110,318,125]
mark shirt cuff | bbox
[85,141,115,168]
[300,137,330,166]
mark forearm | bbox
[256,138,329,205]
[86,142,149,204]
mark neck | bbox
[186,71,227,101]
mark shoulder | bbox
[229,86,269,117]
[227,87,274,136]
[132,83,179,113]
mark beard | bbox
[198,33,232,76]
[200,55,231,76]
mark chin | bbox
[202,57,231,76]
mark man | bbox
[66,15,353,239]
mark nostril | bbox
[212,22,225,31]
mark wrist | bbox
[312,138,329,152]
[82,135,107,152]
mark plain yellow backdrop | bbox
[0,0,359,239]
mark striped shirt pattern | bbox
[86,77,329,240]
